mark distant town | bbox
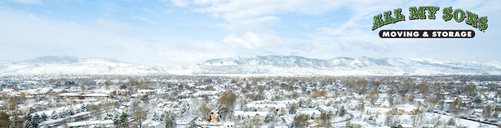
[0,74,500,128]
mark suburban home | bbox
[115,89,130,95]
[397,124,413,128]
[349,121,372,128]
[142,120,166,128]
[222,122,235,128]
[233,111,269,120]
[365,107,391,115]
[67,120,114,128]
[207,111,218,122]
[138,89,155,96]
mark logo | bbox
[372,6,488,38]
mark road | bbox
[333,112,354,124]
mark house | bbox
[397,124,413,128]
[115,89,130,95]
[50,89,66,95]
[138,89,155,96]
[308,120,319,127]
[142,120,166,128]
[59,93,82,99]
[246,104,287,112]
[349,121,372,128]
[233,111,269,119]
[319,106,337,115]
[154,89,165,94]
[67,120,114,127]
[297,108,321,117]
[419,124,435,128]
[82,93,109,99]
[222,122,235,128]
[365,107,390,115]
[207,111,218,122]
[396,104,417,114]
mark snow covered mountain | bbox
[0,56,167,75]
[188,55,501,75]
[1,55,500,75]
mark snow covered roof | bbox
[297,109,321,115]
[138,89,155,92]
[273,100,298,104]
[234,111,268,117]
[83,93,108,97]
[399,124,413,128]
[247,104,286,109]
[224,122,235,125]
[59,93,80,96]
[67,120,114,127]
[142,120,163,127]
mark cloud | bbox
[131,16,153,24]
[0,10,236,67]
[9,0,41,4]
[171,0,189,7]
[96,18,134,36]
[163,9,175,14]
[223,31,310,51]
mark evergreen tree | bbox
[447,118,455,126]
[152,113,158,121]
[119,112,128,128]
[189,119,197,128]
[289,104,297,114]
[84,104,90,112]
[264,112,275,123]
[164,112,176,128]
[112,113,120,126]
[23,114,32,122]
[40,113,48,121]
[81,104,86,112]
[33,114,40,123]
[23,114,32,128]
[30,115,39,128]
[339,106,346,117]
[51,111,58,120]
[69,109,75,115]
[58,112,65,118]
[114,101,121,109]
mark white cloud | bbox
[9,0,41,4]
[171,0,189,7]
[131,16,153,24]
[96,18,134,36]
[223,31,309,50]
[163,9,175,14]
[0,10,236,67]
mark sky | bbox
[0,0,499,67]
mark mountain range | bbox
[0,55,500,75]
[0,56,166,75]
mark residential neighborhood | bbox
[0,75,500,128]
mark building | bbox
[142,120,166,128]
[115,89,130,95]
[138,89,155,96]
[67,120,114,128]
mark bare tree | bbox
[0,111,11,127]
[293,113,309,128]
[410,109,424,127]
[217,93,236,122]
[198,102,211,119]
[89,104,102,120]
[133,110,147,128]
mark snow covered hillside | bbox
[188,55,501,75]
[1,55,500,75]
[0,56,167,75]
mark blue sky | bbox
[0,0,499,67]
